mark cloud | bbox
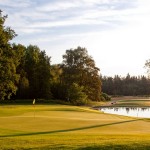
[28,2,139,31]
[2,0,149,76]
[36,1,80,12]
[2,0,147,42]
[0,0,32,8]
[1,0,139,35]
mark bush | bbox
[68,83,88,105]
[101,92,111,101]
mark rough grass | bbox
[1,104,150,149]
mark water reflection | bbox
[100,107,150,118]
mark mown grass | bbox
[113,100,150,107]
[1,104,150,149]
[106,97,150,107]
[1,134,150,150]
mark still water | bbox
[100,107,150,118]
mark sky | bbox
[1,0,150,77]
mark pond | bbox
[99,107,150,118]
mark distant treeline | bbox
[101,74,150,96]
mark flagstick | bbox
[34,104,35,118]
[33,99,36,118]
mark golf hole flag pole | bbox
[33,99,35,118]
[33,99,35,105]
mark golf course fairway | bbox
[0,104,150,149]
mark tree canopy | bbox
[61,47,102,101]
[0,12,20,100]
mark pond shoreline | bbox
[93,97,150,108]
[98,106,150,118]
[92,98,150,110]
[92,106,150,111]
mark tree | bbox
[37,50,52,98]
[50,64,66,100]
[145,60,150,78]
[24,45,52,99]
[0,11,20,100]
[62,47,101,101]
[101,74,150,96]
[13,44,29,99]
[101,76,114,95]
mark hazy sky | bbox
[1,0,150,76]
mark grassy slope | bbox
[0,104,150,149]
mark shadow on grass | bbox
[0,119,142,138]
[77,144,150,150]
[21,143,150,150]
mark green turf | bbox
[0,104,150,149]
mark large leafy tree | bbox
[0,11,21,100]
[62,47,101,101]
